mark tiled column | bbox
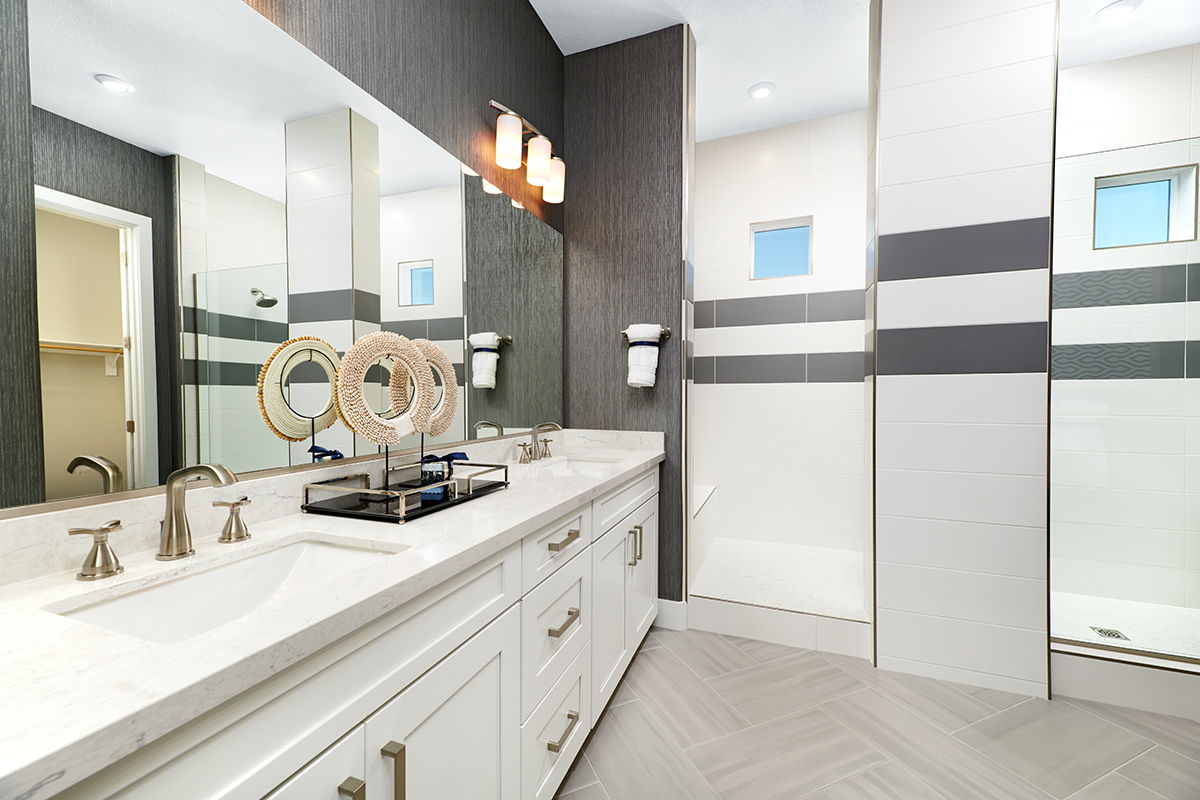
[285,109,381,461]
[871,0,1056,696]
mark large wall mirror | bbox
[16,0,563,512]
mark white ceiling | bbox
[1059,0,1200,69]
[27,0,461,203]
[528,0,871,142]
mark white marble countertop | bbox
[0,433,664,800]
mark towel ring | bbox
[257,337,342,441]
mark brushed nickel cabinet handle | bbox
[547,528,581,552]
[547,711,580,753]
[381,740,406,800]
[548,607,580,638]
[337,777,366,800]
[634,524,644,562]
[627,529,638,566]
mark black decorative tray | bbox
[301,461,509,524]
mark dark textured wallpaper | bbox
[564,26,688,601]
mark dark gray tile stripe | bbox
[1052,342,1184,380]
[353,289,381,324]
[694,289,865,330]
[877,217,1049,282]
[1053,265,1186,309]
[877,322,1048,375]
[428,316,464,340]
[290,289,353,323]
[1187,264,1200,302]
[692,352,866,384]
[381,317,465,341]
[184,309,287,343]
[809,351,866,382]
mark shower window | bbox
[750,217,811,279]
[1092,165,1198,249]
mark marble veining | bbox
[0,429,664,800]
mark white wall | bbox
[690,111,868,589]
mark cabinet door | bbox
[591,522,632,713]
[264,725,366,800]
[363,606,521,800]
[626,496,658,646]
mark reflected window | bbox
[751,218,812,279]
[398,259,434,306]
[1093,165,1198,250]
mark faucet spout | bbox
[67,455,124,494]
[530,422,563,461]
[158,464,238,561]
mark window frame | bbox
[1092,163,1198,251]
[749,216,813,280]
[398,258,434,307]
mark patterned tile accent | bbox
[1052,265,1186,310]
[1051,341,1184,380]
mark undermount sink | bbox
[58,539,400,644]
[536,455,623,477]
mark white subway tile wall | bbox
[872,0,1056,695]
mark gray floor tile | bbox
[623,644,750,748]
[685,707,885,800]
[954,699,1152,798]
[585,700,721,800]
[723,634,806,663]
[558,753,599,795]
[556,783,611,800]
[708,651,865,724]
[822,761,944,800]
[655,628,758,679]
[1117,746,1200,800]
[821,688,1054,800]
[1068,774,1165,800]
[640,631,664,651]
[1065,697,1200,763]
[821,653,998,732]
[609,680,638,707]
[946,681,1029,712]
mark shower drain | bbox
[1089,626,1130,641]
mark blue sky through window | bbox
[411,266,433,306]
[754,225,810,278]
[1094,180,1170,248]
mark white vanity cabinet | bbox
[263,727,367,800]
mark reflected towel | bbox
[468,332,501,389]
[626,324,662,388]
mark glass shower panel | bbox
[1050,136,1200,663]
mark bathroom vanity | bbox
[0,431,663,800]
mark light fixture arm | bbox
[488,100,546,139]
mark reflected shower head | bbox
[251,288,278,308]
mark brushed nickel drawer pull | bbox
[547,710,580,753]
[337,777,366,800]
[627,529,638,566]
[381,740,406,800]
[634,524,644,562]
[548,607,580,638]
[547,528,581,552]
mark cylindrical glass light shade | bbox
[495,113,523,170]
[542,157,565,204]
[525,136,552,186]
[460,163,479,177]
[511,199,524,209]
[481,178,503,195]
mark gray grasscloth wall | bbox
[463,178,564,432]
[0,0,42,508]
[563,25,692,602]
[31,108,182,487]
[243,0,565,232]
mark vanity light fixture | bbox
[511,199,524,209]
[747,82,776,100]
[460,163,479,177]
[481,178,503,195]
[1093,0,1142,24]
[95,74,135,94]
[490,100,566,203]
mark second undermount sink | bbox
[59,539,401,644]
[535,455,623,478]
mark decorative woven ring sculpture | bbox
[336,331,435,444]
[390,339,459,436]
[257,336,342,442]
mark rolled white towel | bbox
[626,324,662,388]
[468,332,501,389]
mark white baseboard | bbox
[655,599,688,630]
[1052,651,1200,721]
[687,596,872,659]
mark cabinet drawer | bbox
[521,546,591,721]
[521,505,592,594]
[263,726,365,800]
[521,643,592,800]
[592,467,658,538]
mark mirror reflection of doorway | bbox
[34,189,157,501]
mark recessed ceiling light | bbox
[747,82,776,100]
[1093,0,1142,24]
[95,74,135,94]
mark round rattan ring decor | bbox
[257,336,343,442]
[390,339,459,436]
[336,331,435,444]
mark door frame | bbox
[34,185,159,491]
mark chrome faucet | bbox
[473,420,504,437]
[157,464,238,561]
[67,455,123,494]
[530,422,563,461]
